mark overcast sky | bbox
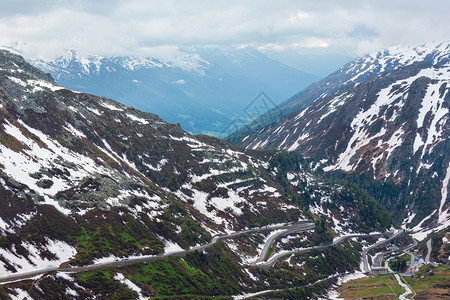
[1,0,449,59]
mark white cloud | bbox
[288,11,311,23]
[173,79,186,85]
[295,38,330,48]
[0,0,448,59]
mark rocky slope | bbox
[233,42,450,236]
[0,49,393,298]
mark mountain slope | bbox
[228,42,450,140]
[234,42,450,235]
[0,49,394,298]
[26,47,319,136]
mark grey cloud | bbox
[0,0,448,58]
[349,25,378,38]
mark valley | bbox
[24,47,319,136]
[0,40,448,299]
[0,48,398,298]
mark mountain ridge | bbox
[227,41,450,141]
[232,42,450,237]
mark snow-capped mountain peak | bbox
[28,48,211,78]
[341,41,450,84]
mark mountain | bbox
[26,47,319,137]
[232,42,450,237]
[0,49,394,298]
[228,42,450,138]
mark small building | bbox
[387,245,398,251]
[409,258,425,273]
[371,267,389,275]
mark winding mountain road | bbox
[250,223,315,265]
[255,233,386,268]
[0,223,403,285]
[362,230,404,273]
[372,244,399,268]
[0,221,314,284]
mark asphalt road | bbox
[0,223,405,284]
[256,233,385,268]
[373,249,393,268]
[361,230,404,273]
[425,239,432,264]
[403,250,415,268]
[0,221,313,284]
[250,223,315,265]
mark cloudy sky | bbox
[1,0,449,59]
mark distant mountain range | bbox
[231,42,450,237]
[23,47,321,136]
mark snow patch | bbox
[27,79,64,92]
[325,271,367,300]
[114,273,146,300]
[9,288,32,300]
[99,101,123,111]
[164,240,184,254]
[438,162,450,224]
[127,114,149,125]
[0,239,76,276]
